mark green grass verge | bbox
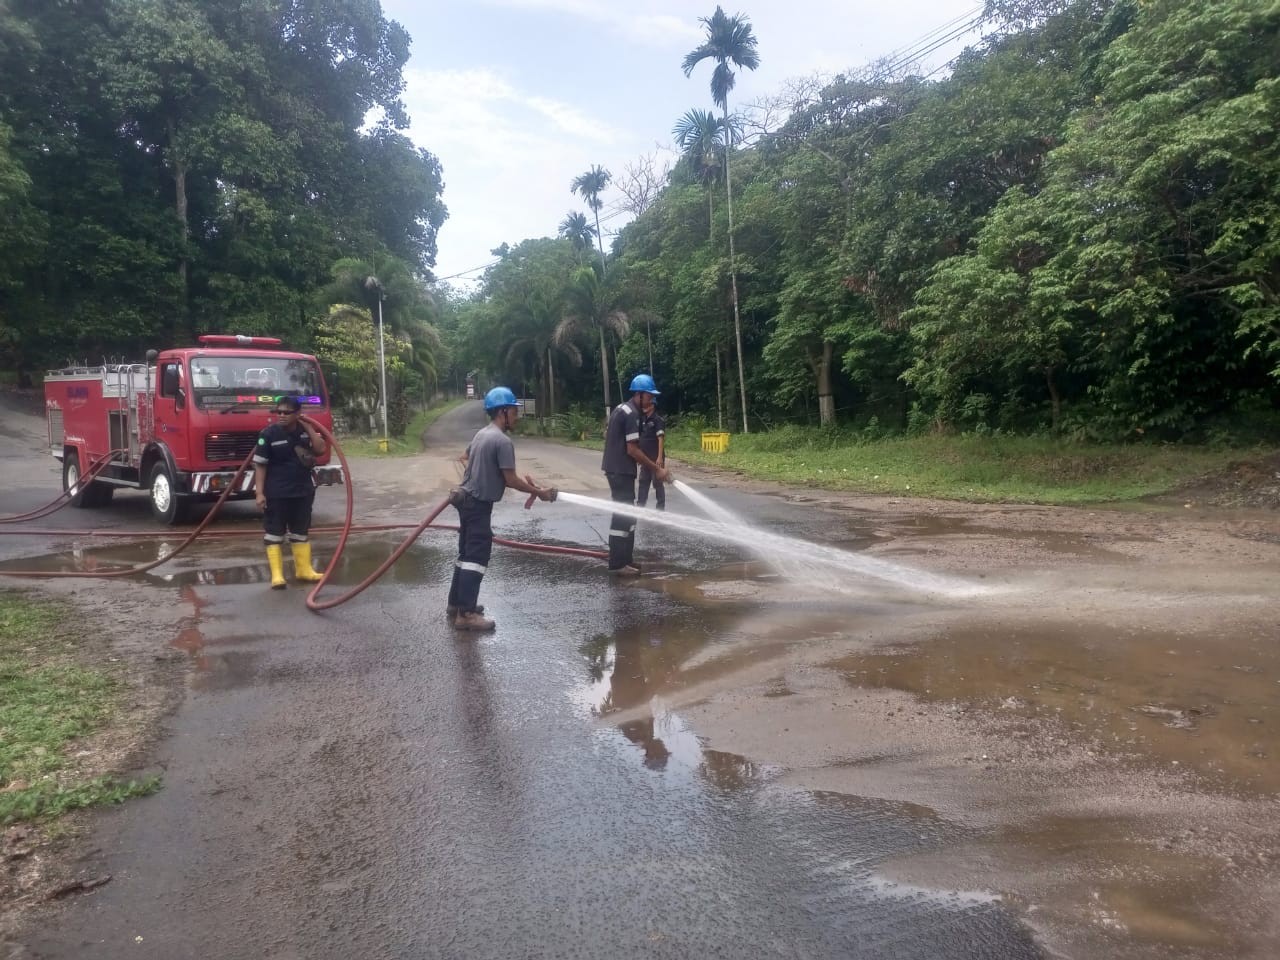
[0,594,160,826]
[653,428,1268,505]
[338,399,467,458]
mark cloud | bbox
[479,0,701,46]
[400,66,639,282]
[405,68,620,149]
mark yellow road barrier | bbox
[700,431,730,453]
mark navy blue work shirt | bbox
[253,422,315,498]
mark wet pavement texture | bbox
[4,399,1279,958]
[13,535,1041,959]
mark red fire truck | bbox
[44,335,343,524]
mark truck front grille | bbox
[204,432,259,463]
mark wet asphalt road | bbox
[4,405,1044,959]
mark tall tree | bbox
[673,108,728,236]
[572,165,616,401]
[683,5,760,432]
[555,264,631,417]
[571,165,612,278]
[319,252,445,399]
[558,211,596,262]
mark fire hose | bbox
[0,418,608,612]
[0,448,129,524]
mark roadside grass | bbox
[0,594,159,826]
[650,427,1270,504]
[337,399,466,458]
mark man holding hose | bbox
[601,374,672,575]
[253,395,326,589]
[448,387,558,631]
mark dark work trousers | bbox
[446,494,494,613]
[606,472,638,570]
[262,494,314,544]
[636,465,665,509]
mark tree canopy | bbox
[0,0,446,384]
[7,0,1276,442]
[453,0,1278,441]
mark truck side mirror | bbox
[145,349,158,363]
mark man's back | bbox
[602,401,641,476]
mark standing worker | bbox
[635,402,666,511]
[448,387,558,631]
[253,396,326,589]
[601,374,672,575]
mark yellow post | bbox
[377,438,389,453]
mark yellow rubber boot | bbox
[266,544,287,590]
[291,542,324,582]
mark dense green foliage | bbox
[453,0,1279,441]
[0,0,447,398]
[6,0,1276,442]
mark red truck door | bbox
[153,358,191,465]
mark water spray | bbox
[555,489,983,598]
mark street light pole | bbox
[375,292,389,445]
[365,275,389,448]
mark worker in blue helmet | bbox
[447,386,558,630]
[601,374,673,575]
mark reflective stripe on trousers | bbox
[605,472,637,570]
[447,494,494,614]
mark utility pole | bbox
[365,276,389,450]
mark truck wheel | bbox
[63,454,113,508]
[148,462,188,525]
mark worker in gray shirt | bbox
[448,387,557,631]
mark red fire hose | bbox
[0,420,608,611]
[302,419,606,612]
[0,449,257,580]
[0,448,128,524]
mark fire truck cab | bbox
[44,335,343,524]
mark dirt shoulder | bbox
[645,455,1280,959]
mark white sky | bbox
[377,0,988,287]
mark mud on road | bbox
[1,393,1278,958]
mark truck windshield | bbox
[190,356,326,410]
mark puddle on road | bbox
[831,619,1279,792]
[574,557,1280,959]
[0,533,455,587]
[880,813,1260,958]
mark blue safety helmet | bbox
[629,374,660,395]
[483,386,523,412]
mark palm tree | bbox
[558,211,596,263]
[554,264,631,418]
[502,289,581,419]
[673,108,728,237]
[683,6,760,433]
[674,108,733,426]
[571,165,612,279]
[320,254,447,410]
